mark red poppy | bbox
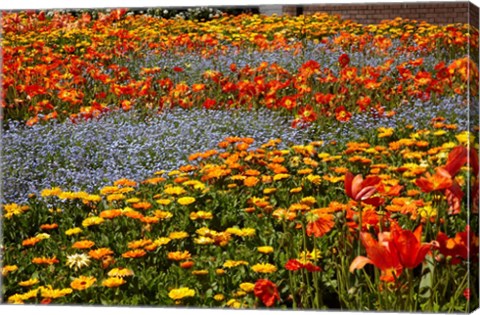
[278,95,297,111]
[335,106,352,122]
[344,172,383,206]
[202,98,216,109]
[285,259,321,272]
[436,231,468,265]
[338,53,350,68]
[303,262,322,272]
[298,105,318,123]
[254,279,280,307]
[314,92,335,105]
[356,96,371,111]
[284,259,304,271]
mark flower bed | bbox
[1,9,479,312]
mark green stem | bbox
[407,268,415,312]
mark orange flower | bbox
[72,240,95,249]
[350,232,402,282]
[306,212,335,238]
[351,225,436,281]
[122,249,146,259]
[40,223,58,230]
[254,279,280,307]
[390,225,435,269]
[22,237,41,247]
[70,276,96,290]
[32,256,59,265]
[180,261,194,269]
[244,176,259,187]
[167,250,191,261]
[335,106,352,122]
[88,247,114,260]
[99,209,123,219]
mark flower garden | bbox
[1,8,479,312]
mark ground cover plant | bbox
[1,8,479,312]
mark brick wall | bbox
[283,2,479,28]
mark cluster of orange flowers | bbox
[2,10,477,127]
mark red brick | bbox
[434,8,451,13]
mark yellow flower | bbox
[378,127,394,138]
[2,265,18,276]
[456,131,474,145]
[263,188,277,195]
[40,187,63,197]
[65,227,82,236]
[290,187,303,193]
[239,282,255,293]
[102,277,126,288]
[82,216,104,227]
[239,228,256,237]
[168,287,195,300]
[433,130,447,136]
[177,196,196,206]
[100,186,119,195]
[39,286,73,299]
[36,233,50,240]
[306,174,322,185]
[251,263,277,273]
[169,231,189,239]
[167,250,191,261]
[182,180,205,190]
[213,293,225,301]
[257,246,274,254]
[19,278,39,287]
[300,196,317,206]
[156,199,172,205]
[84,194,102,202]
[126,197,141,203]
[189,211,213,220]
[226,298,243,308]
[106,193,125,202]
[273,173,290,181]
[164,186,186,195]
[223,260,249,268]
[108,267,134,277]
[70,276,96,290]
[299,249,322,263]
[154,210,173,220]
[192,269,209,276]
[4,203,28,219]
[418,205,437,219]
[194,236,215,245]
[153,237,171,246]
